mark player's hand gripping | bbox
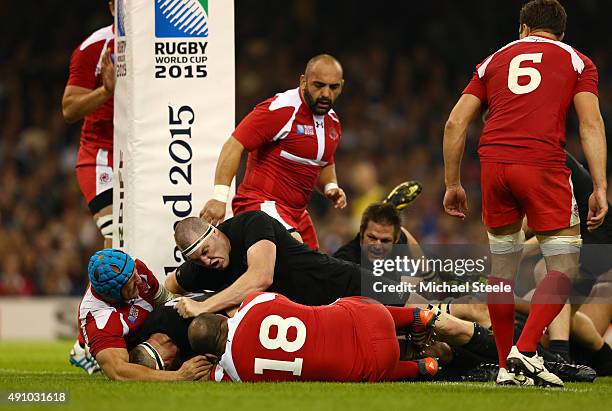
[177,355,214,381]
[200,199,226,226]
[175,297,207,319]
[443,185,468,220]
[587,188,608,231]
[325,187,347,209]
[101,47,115,96]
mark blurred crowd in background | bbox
[1,0,610,295]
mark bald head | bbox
[188,313,228,357]
[174,217,212,251]
[304,54,343,78]
[300,54,344,115]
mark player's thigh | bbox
[296,210,319,250]
[75,145,113,214]
[509,164,578,232]
[480,162,523,230]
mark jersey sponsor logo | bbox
[155,0,209,38]
[296,124,315,136]
[315,121,324,128]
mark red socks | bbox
[517,270,572,353]
[384,306,416,328]
[487,276,516,368]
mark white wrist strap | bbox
[212,185,230,203]
[324,182,339,193]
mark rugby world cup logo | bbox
[116,0,126,37]
[155,0,209,38]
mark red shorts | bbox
[75,144,113,214]
[232,195,319,249]
[336,297,399,382]
[481,162,579,232]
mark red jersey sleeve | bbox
[135,259,160,302]
[463,71,487,101]
[232,99,295,151]
[574,54,598,96]
[67,45,99,89]
[84,312,127,357]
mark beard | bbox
[304,89,333,115]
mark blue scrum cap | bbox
[87,249,135,301]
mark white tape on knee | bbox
[487,230,525,255]
[95,214,114,238]
[536,235,582,257]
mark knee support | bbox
[536,234,582,257]
[95,214,114,239]
[487,230,525,255]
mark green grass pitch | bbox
[0,341,609,411]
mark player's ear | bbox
[559,32,565,41]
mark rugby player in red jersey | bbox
[77,249,210,380]
[187,292,439,382]
[200,54,347,250]
[62,1,116,248]
[442,0,607,386]
[62,1,118,374]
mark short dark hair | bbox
[519,0,567,37]
[129,345,158,369]
[359,203,401,240]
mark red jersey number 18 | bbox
[508,53,543,95]
[254,315,307,376]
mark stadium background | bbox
[0,0,610,297]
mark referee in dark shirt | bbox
[166,211,363,317]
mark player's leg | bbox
[437,297,492,328]
[75,145,114,247]
[486,220,524,371]
[578,282,612,336]
[385,358,439,381]
[505,165,578,386]
[480,163,525,376]
[514,227,579,357]
[295,209,319,250]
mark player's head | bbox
[87,248,140,302]
[300,54,344,115]
[359,203,401,261]
[129,333,180,371]
[175,217,231,269]
[188,312,229,358]
[519,0,566,40]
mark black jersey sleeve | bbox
[239,211,278,250]
[175,262,228,292]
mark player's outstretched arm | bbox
[95,348,211,381]
[175,240,276,317]
[574,91,608,231]
[200,136,245,225]
[442,94,481,219]
[164,270,188,295]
